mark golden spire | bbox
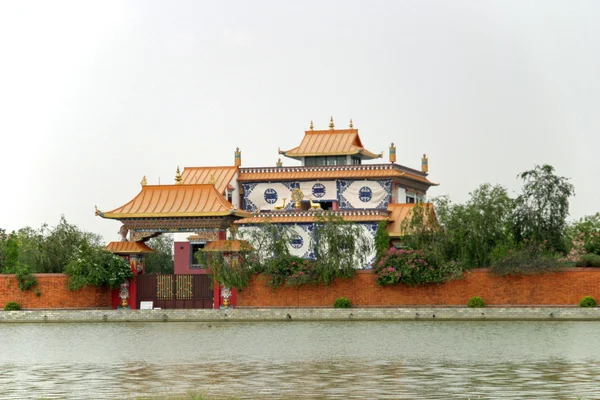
[209,173,216,185]
[389,143,396,163]
[175,166,182,184]
[422,154,429,173]
[276,158,282,167]
[349,119,353,128]
[140,176,147,186]
[309,120,314,130]
[234,147,241,167]
[329,116,334,130]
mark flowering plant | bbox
[373,247,461,286]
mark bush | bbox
[373,248,463,286]
[579,296,597,308]
[333,297,352,308]
[16,266,38,291]
[66,247,133,290]
[491,242,562,276]
[579,254,600,268]
[467,296,485,308]
[4,301,21,311]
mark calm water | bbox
[1,320,600,399]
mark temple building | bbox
[96,118,438,277]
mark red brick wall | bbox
[237,268,600,307]
[0,274,111,309]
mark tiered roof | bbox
[180,166,237,193]
[279,128,381,160]
[96,184,249,219]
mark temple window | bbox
[305,156,348,166]
[406,194,416,204]
[351,157,361,165]
[190,243,206,269]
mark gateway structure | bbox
[96,118,437,277]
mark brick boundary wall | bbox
[237,268,600,308]
[0,274,111,309]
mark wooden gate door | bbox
[136,274,213,309]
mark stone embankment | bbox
[1,307,600,323]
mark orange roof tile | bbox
[281,129,381,159]
[235,210,388,224]
[238,165,438,186]
[203,240,253,252]
[97,184,250,219]
[181,166,238,193]
[387,203,437,237]
[105,241,155,254]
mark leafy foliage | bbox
[569,213,600,256]
[4,301,21,311]
[65,247,133,290]
[373,247,463,286]
[467,296,485,308]
[374,221,390,260]
[333,297,352,308]
[513,165,575,253]
[579,296,597,308]
[144,234,174,274]
[15,266,38,291]
[213,214,372,289]
[579,254,600,268]
[490,241,562,276]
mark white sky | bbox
[1,0,598,243]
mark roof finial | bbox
[140,176,147,186]
[389,143,396,163]
[349,119,353,129]
[276,158,282,167]
[422,154,429,173]
[209,173,216,185]
[329,116,334,130]
[309,120,314,130]
[234,147,241,167]
[175,166,182,184]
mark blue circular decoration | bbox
[289,234,304,249]
[359,186,373,202]
[264,188,278,204]
[312,183,326,198]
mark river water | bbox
[0,320,599,399]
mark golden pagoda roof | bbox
[280,129,381,160]
[105,241,155,254]
[238,165,438,186]
[203,240,253,252]
[386,203,437,238]
[181,166,238,193]
[97,184,250,219]
[235,210,389,224]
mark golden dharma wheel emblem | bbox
[291,188,304,209]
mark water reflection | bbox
[0,321,599,399]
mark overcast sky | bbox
[1,0,598,243]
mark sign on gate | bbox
[140,301,153,310]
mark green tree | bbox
[374,220,390,260]
[65,247,133,290]
[513,164,575,252]
[144,234,174,274]
[569,213,600,255]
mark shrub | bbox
[333,297,352,308]
[491,241,562,276]
[579,296,597,308]
[16,266,38,291]
[66,247,132,290]
[579,254,600,268]
[373,247,463,286]
[4,301,21,311]
[467,296,485,308]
